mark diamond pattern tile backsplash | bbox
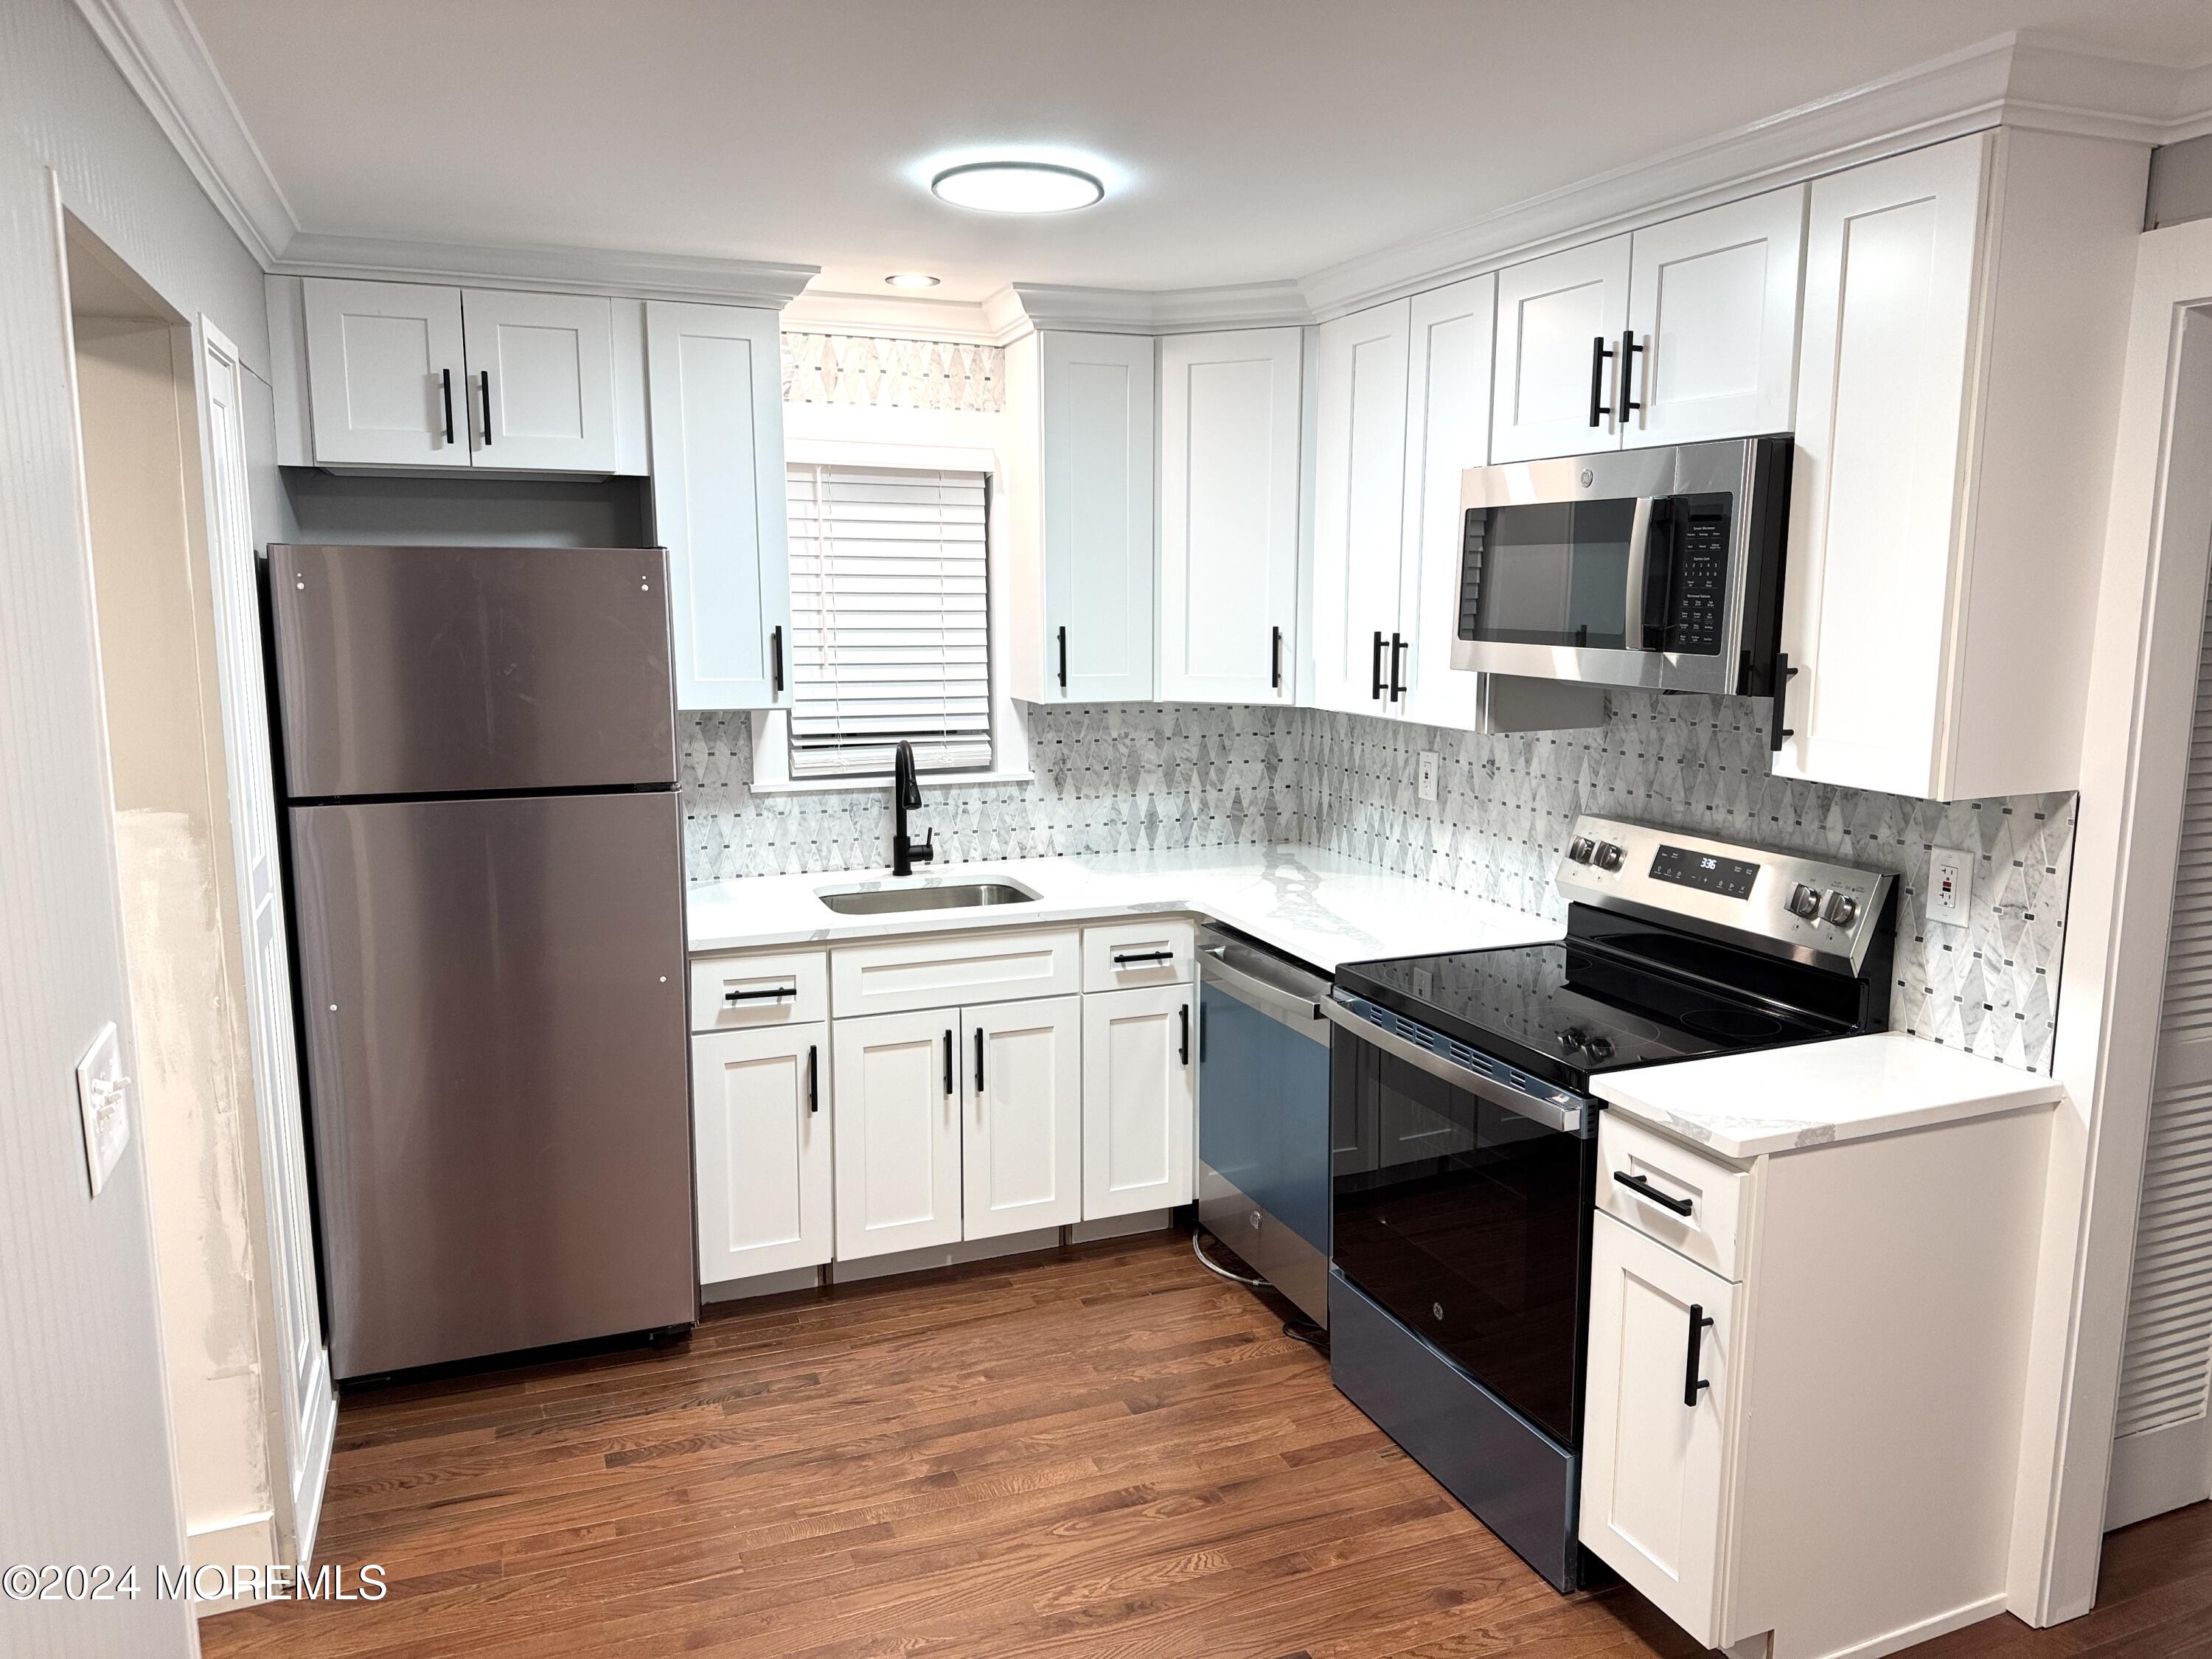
[681,692,2076,1071]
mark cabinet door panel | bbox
[1624,188,1805,450]
[1158,329,1302,703]
[1581,1211,1735,1647]
[1491,236,1631,462]
[962,997,1082,1240]
[646,301,790,711]
[1399,275,1498,730]
[1775,136,1986,796]
[462,288,619,471]
[693,1024,831,1283]
[1310,301,1410,716]
[1043,332,1156,701]
[302,278,469,467]
[1082,984,1195,1220]
[832,1011,961,1260]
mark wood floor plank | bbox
[202,1231,2212,1659]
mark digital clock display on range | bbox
[1649,844,1761,899]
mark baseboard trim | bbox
[702,1262,825,1305]
[187,1512,277,1618]
[1818,1592,2010,1659]
[2105,1417,2212,1531]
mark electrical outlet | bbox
[1417,751,1439,804]
[1927,846,1973,925]
[76,1021,131,1197]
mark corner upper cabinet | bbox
[1489,236,1631,462]
[645,300,792,712]
[300,279,471,468]
[1158,329,1303,703]
[1776,130,2142,799]
[1004,330,1158,702]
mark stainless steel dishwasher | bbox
[1196,925,1334,1326]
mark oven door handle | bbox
[1319,998,1590,1135]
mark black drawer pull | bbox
[1685,1303,1715,1408]
[1614,1169,1693,1216]
[974,1026,984,1093]
[1178,1004,1190,1067]
[1113,950,1175,967]
[943,1029,953,1097]
[723,984,796,1004]
[807,1044,818,1115]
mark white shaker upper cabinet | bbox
[645,300,791,712]
[302,278,470,468]
[1041,331,1158,702]
[1489,235,1631,462]
[692,1023,832,1284]
[1621,187,1805,451]
[459,288,619,473]
[831,1010,964,1262]
[1158,329,1303,703]
[961,998,1083,1241]
[1309,299,1411,716]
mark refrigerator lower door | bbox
[291,789,694,1377]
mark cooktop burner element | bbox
[1679,1005,1790,1042]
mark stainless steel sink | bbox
[816,880,1040,916]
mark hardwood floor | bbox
[203,1231,2211,1658]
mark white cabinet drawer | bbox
[831,928,1082,1018]
[1596,1113,1756,1283]
[1082,918,1195,992]
[689,949,828,1032]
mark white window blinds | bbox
[785,464,992,779]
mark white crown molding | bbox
[1006,280,1312,336]
[272,232,818,309]
[69,0,298,263]
[783,288,1007,345]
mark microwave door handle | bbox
[1622,496,1655,650]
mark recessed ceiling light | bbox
[884,273,942,288]
[931,161,1105,215]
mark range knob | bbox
[1567,836,1597,865]
[1822,891,1860,928]
[1787,883,1823,920]
[1558,1027,1588,1052]
[1594,842,1626,872]
[1583,1036,1615,1062]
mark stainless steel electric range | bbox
[1321,815,1896,1591]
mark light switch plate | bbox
[76,1020,131,1198]
[1417,751,1439,804]
[1927,846,1973,926]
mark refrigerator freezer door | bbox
[291,789,694,1377]
[271,543,678,798]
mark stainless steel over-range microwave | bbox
[1452,434,1791,699]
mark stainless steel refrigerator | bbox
[270,543,695,1380]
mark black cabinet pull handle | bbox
[1389,633,1408,702]
[1370,631,1386,700]
[1619,329,1644,422]
[974,1026,984,1093]
[1684,1303,1715,1408]
[1113,950,1174,967]
[440,368,454,445]
[1613,1169,1693,1216]
[479,369,493,446]
[1770,651,1798,754]
[723,984,796,1004]
[1057,625,1069,690]
[770,625,785,695]
[943,1029,953,1097]
[1179,1004,1191,1067]
[1588,335,1615,428]
[807,1044,818,1115]
[1271,625,1284,691]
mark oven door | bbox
[1326,1014,1597,1450]
[1450,439,1773,695]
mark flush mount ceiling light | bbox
[884,273,942,288]
[930,161,1105,214]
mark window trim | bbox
[750,437,1032,793]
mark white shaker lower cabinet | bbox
[831,1010,963,1262]
[1082,984,1195,1221]
[1579,1107,2051,1659]
[692,1024,832,1284]
[961,997,1083,1240]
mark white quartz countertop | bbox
[686,845,1559,972]
[1593,1031,2063,1160]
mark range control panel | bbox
[1559,815,1893,975]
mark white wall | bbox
[0,0,279,1652]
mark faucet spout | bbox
[891,740,933,877]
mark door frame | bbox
[2012,215,2212,1624]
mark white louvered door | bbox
[2109,565,2212,1528]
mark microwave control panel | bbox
[1666,493,1731,655]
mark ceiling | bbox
[185,0,2212,305]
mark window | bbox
[784,463,992,779]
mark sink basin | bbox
[816,880,1041,916]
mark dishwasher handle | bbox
[1198,946,1329,1037]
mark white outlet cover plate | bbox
[1417,751,1439,803]
[76,1020,131,1197]
[1927,846,1973,925]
